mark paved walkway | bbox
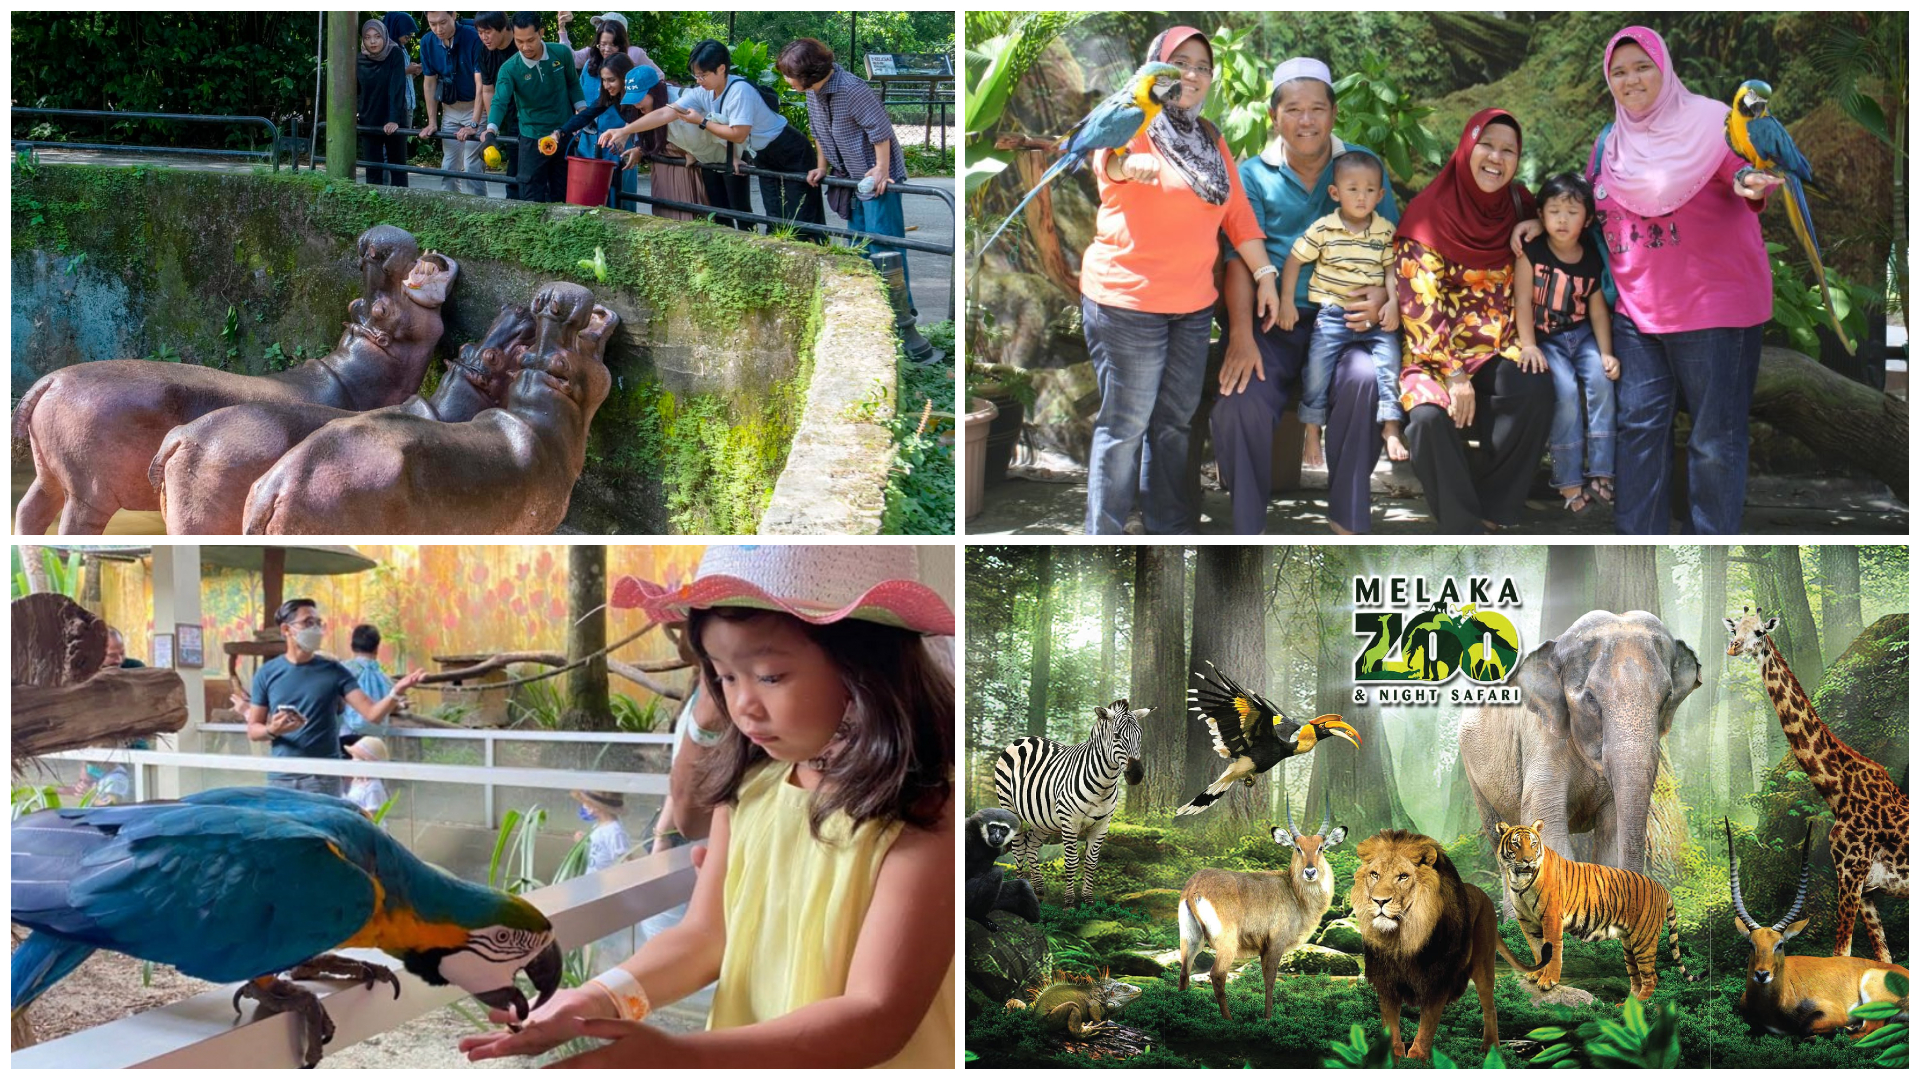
[27,147,953,324]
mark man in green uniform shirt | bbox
[482,11,583,202]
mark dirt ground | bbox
[13,947,706,1068]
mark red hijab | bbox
[1396,108,1534,270]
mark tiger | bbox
[1494,820,1695,1001]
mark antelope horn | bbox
[1725,818,1757,931]
[1318,788,1332,838]
[1283,784,1298,838]
[1773,827,1815,931]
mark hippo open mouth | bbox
[402,252,459,308]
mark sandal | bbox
[1561,486,1591,514]
[1587,477,1614,504]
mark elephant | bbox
[1459,610,1700,884]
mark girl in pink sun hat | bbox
[462,545,954,1068]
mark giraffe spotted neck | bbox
[1757,637,1860,809]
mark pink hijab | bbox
[1598,26,1730,218]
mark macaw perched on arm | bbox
[12,787,562,1067]
[1175,661,1362,816]
[977,61,1186,254]
[1726,79,1854,354]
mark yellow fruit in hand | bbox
[538,135,559,156]
[482,144,503,169]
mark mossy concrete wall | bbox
[12,163,895,533]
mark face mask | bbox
[578,805,596,822]
[85,765,105,781]
[293,626,325,652]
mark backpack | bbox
[1584,122,1620,306]
[722,74,782,117]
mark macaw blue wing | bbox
[12,802,378,1007]
[1746,114,1812,184]
[1746,114,1850,352]
[977,89,1150,254]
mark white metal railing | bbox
[9,844,699,1068]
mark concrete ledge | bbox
[761,264,897,534]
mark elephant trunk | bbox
[1606,739,1661,874]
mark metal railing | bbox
[12,107,282,170]
[312,122,530,195]
[614,161,953,257]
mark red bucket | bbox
[564,154,617,206]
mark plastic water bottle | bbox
[856,175,877,201]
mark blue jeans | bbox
[850,190,913,313]
[1611,313,1762,534]
[1540,321,1616,491]
[1081,298,1213,534]
[1301,304,1402,426]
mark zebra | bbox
[993,699,1147,907]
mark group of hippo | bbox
[13,225,616,535]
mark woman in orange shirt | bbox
[1079,26,1278,535]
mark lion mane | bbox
[1351,829,1453,957]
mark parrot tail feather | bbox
[1783,176,1854,355]
[11,931,97,1011]
[978,150,1083,255]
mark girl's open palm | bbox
[458,988,607,1062]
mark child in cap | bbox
[345,736,391,817]
[461,545,954,1068]
[573,789,633,873]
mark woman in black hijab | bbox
[357,18,411,187]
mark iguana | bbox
[1006,971,1142,1038]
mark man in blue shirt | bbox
[238,599,423,796]
[422,11,487,196]
[1212,58,1401,536]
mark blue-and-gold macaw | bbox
[977,61,1186,253]
[1726,79,1853,354]
[12,787,562,1066]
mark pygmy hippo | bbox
[151,302,535,534]
[242,282,616,535]
[12,226,454,534]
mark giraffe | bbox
[1725,611,1909,962]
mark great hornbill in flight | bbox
[1175,661,1362,817]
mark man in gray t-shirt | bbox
[236,599,423,797]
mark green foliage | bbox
[882,321,955,534]
[11,546,83,599]
[1765,242,1877,356]
[1324,1023,1397,1068]
[966,360,1037,410]
[609,692,664,734]
[1200,25,1274,162]
[1334,55,1450,185]
[1525,996,1681,1068]
[901,143,953,177]
[964,13,1092,200]
[12,783,63,819]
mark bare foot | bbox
[1384,434,1409,462]
[1302,423,1325,469]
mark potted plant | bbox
[965,362,1036,485]
[964,397,998,520]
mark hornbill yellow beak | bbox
[1313,716,1362,748]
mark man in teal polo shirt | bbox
[1212,57,1401,536]
[238,598,424,797]
[481,11,584,202]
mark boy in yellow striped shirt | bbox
[1277,151,1405,467]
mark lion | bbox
[1350,829,1552,1061]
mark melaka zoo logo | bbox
[1351,576,1523,705]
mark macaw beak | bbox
[471,939,563,1020]
[1314,717,1362,748]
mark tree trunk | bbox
[1540,546,1596,641]
[1130,546,1186,817]
[1306,553,1409,838]
[1594,547,1661,616]
[19,545,51,594]
[1099,549,1119,705]
[1767,545,1823,698]
[1745,547,1792,766]
[1686,546,1730,791]
[78,554,104,616]
[14,592,188,767]
[1027,549,1054,739]
[1751,346,1908,500]
[326,12,358,181]
[1818,546,1863,668]
[1725,695,1755,813]
[1185,547,1267,824]
[561,545,613,731]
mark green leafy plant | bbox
[966,360,1037,411]
[1332,54,1448,185]
[11,547,83,599]
[1526,995,1681,1068]
[609,692,663,734]
[148,342,181,363]
[964,12,1092,200]
[1199,25,1273,161]
[1765,242,1876,357]
[1324,1023,1398,1068]
[576,245,608,283]
[1849,971,1908,1068]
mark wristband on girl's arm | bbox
[1252,264,1279,282]
[686,719,726,748]
[590,966,652,1021]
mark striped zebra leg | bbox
[1016,830,1044,899]
[1080,823,1111,904]
[1061,828,1083,907]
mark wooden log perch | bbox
[420,651,690,700]
[1751,345,1909,500]
[13,593,189,768]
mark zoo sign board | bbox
[1351,576,1523,706]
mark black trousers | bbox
[1404,358,1555,533]
[702,155,754,230]
[360,132,411,187]
[752,125,826,243]
[516,145,571,203]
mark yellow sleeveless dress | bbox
[709,760,955,1068]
